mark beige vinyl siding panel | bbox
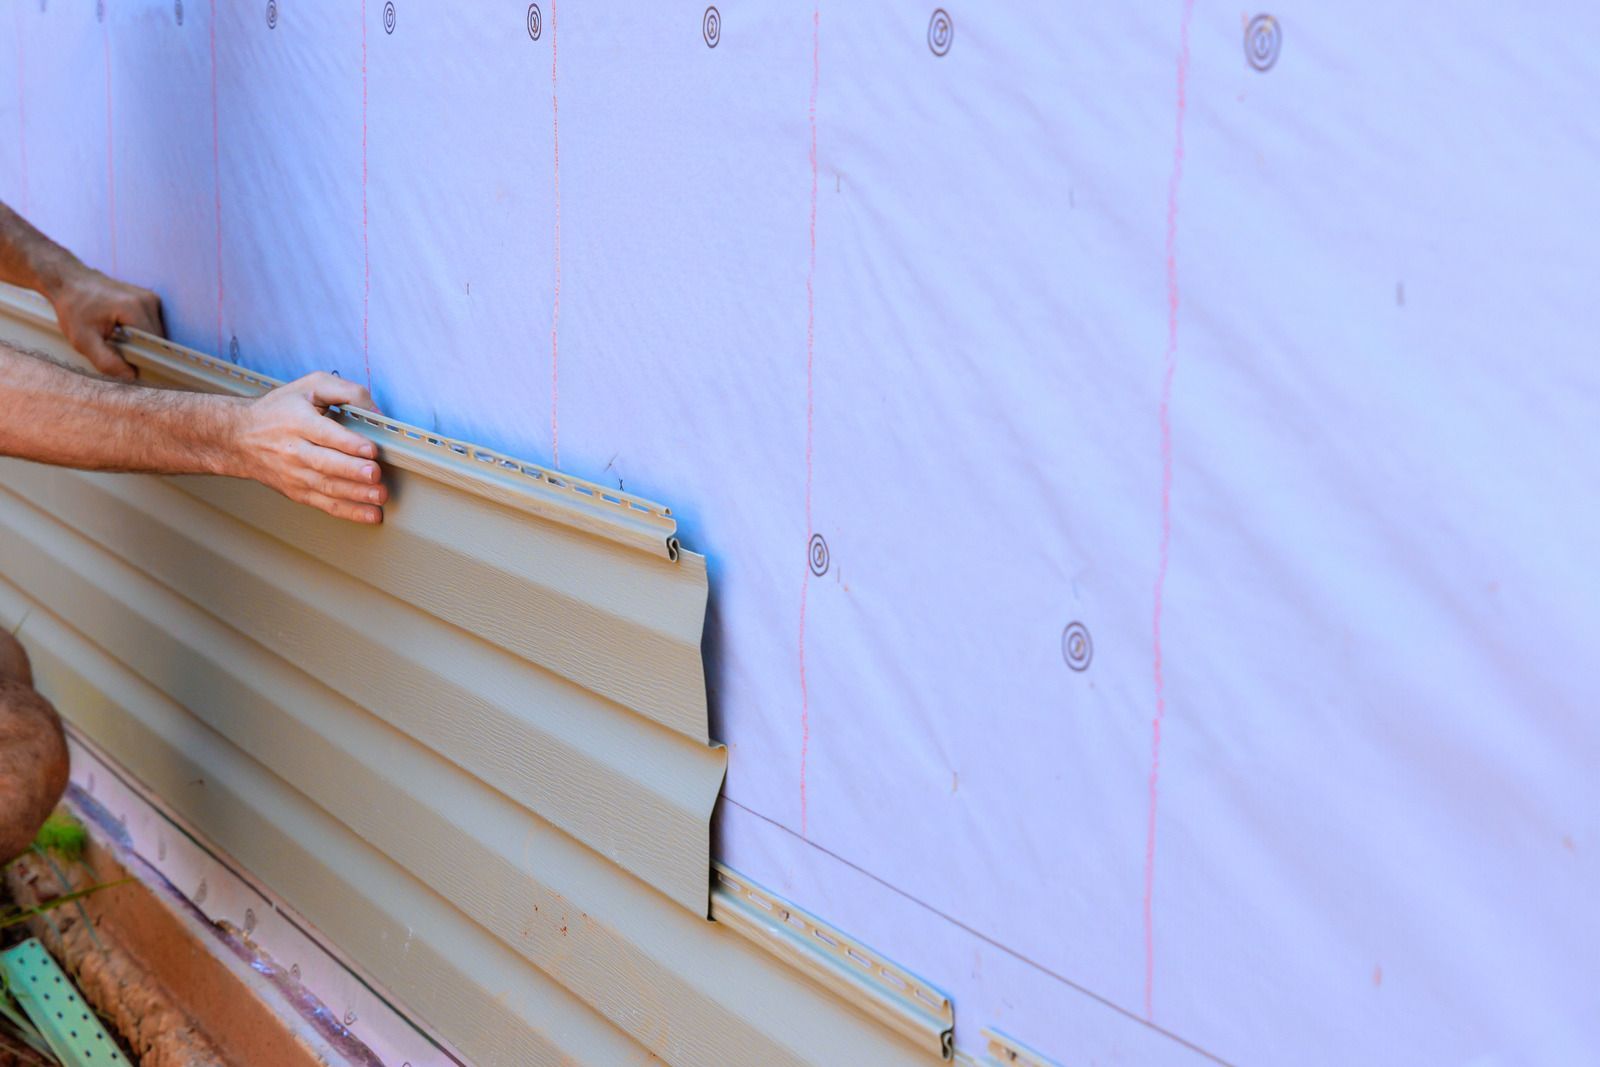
[0,581,650,1067]
[2,462,719,909]
[0,284,941,1066]
[175,473,711,743]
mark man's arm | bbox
[0,346,388,524]
[0,201,162,380]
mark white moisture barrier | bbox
[2,5,1597,1063]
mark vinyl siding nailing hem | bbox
[712,864,955,1061]
[980,1028,1062,1067]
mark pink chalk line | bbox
[798,6,819,838]
[209,0,224,357]
[550,0,561,467]
[360,0,371,390]
[1146,0,1196,1024]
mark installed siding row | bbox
[0,284,938,1066]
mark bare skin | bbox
[0,200,388,523]
[0,203,391,857]
[0,351,389,522]
[0,201,161,381]
[0,634,66,865]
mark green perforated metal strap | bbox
[0,938,126,1065]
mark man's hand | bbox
[225,372,389,524]
[1,344,388,527]
[0,202,165,378]
[47,265,165,381]
[0,203,383,525]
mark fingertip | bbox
[104,359,137,382]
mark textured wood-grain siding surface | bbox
[0,291,937,1065]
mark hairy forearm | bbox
[0,201,80,301]
[0,344,244,476]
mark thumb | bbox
[299,370,375,412]
[79,333,138,382]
